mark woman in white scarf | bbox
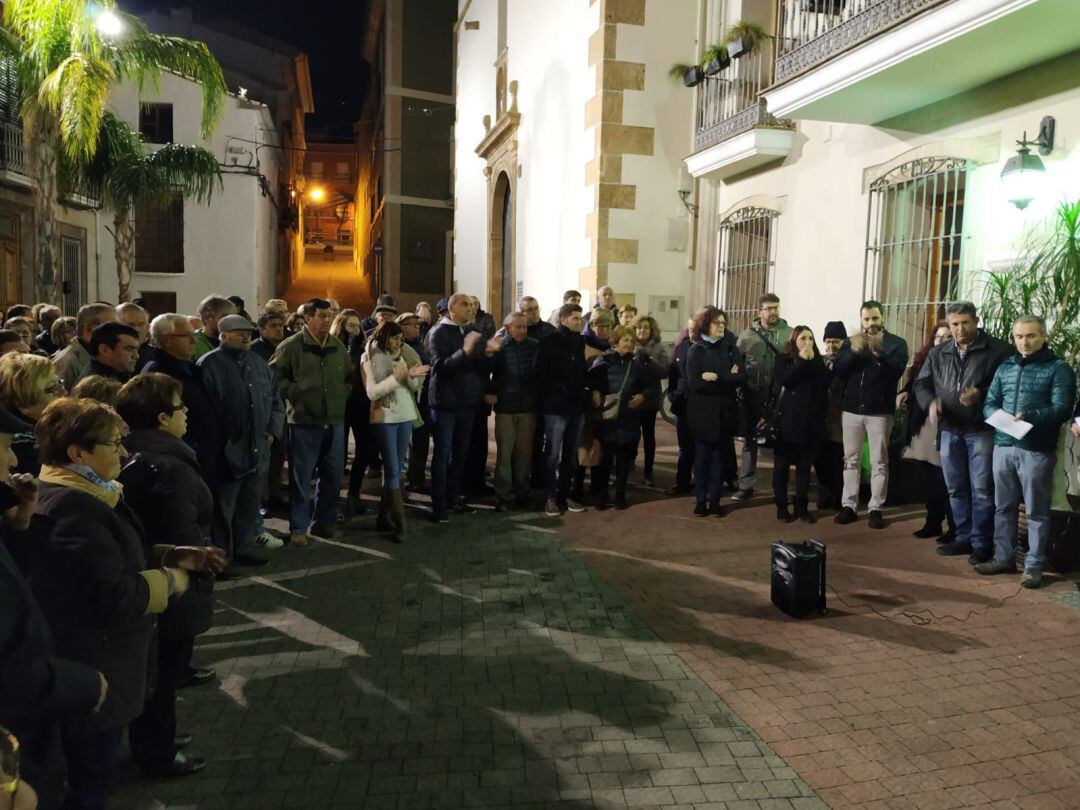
[361,322,429,541]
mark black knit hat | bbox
[823,321,847,341]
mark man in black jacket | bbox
[915,301,1010,560]
[250,310,285,362]
[488,312,539,510]
[427,293,501,522]
[833,300,909,529]
[77,322,141,383]
[535,303,588,517]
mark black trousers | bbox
[593,441,633,503]
[924,461,957,532]
[462,405,490,494]
[130,634,193,771]
[773,441,818,508]
[347,421,376,499]
[407,421,430,489]
[814,439,844,507]
[674,414,695,489]
[632,409,659,478]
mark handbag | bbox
[756,385,787,447]
[601,360,633,421]
[157,571,214,640]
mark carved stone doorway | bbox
[489,171,514,321]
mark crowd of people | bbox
[0,284,1077,809]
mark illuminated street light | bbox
[309,187,325,202]
[95,9,125,38]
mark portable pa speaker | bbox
[771,540,827,618]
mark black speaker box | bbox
[771,540,827,618]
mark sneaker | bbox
[452,501,477,515]
[253,531,285,549]
[543,499,562,518]
[1020,570,1043,589]
[731,489,753,502]
[974,558,1017,575]
[289,533,311,547]
[968,548,993,566]
[564,499,587,513]
[868,510,885,529]
[834,507,857,525]
[937,540,973,557]
[309,523,341,540]
[912,524,943,539]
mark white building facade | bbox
[96,71,284,315]
[453,0,699,333]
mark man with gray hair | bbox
[583,285,618,326]
[978,315,1076,588]
[117,301,154,370]
[915,301,1010,560]
[193,294,236,358]
[53,302,117,390]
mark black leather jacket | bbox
[913,330,1011,433]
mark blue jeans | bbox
[61,725,124,810]
[544,413,584,503]
[991,445,1055,574]
[939,430,995,551]
[430,408,475,514]
[694,440,726,504]
[374,421,413,491]
[288,423,345,534]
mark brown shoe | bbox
[289,533,310,546]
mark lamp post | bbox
[1001,116,1055,210]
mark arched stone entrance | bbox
[488,171,514,321]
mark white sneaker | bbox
[253,531,285,549]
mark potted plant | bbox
[702,44,730,76]
[723,20,772,60]
[979,197,1080,569]
[668,63,705,87]
[801,0,847,14]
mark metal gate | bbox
[864,157,967,352]
[715,207,778,335]
[61,236,84,315]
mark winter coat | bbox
[427,318,489,412]
[527,320,556,341]
[588,350,650,445]
[685,335,746,443]
[667,338,692,418]
[141,348,227,485]
[914,330,1011,434]
[834,330,909,415]
[473,310,497,340]
[0,405,39,476]
[119,429,214,547]
[52,339,91,392]
[404,337,431,421]
[0,524,101,810]
[535,325,589,417]
[30,472,170,734]
[346,333,372,428]
[269,328,352,426]
[822,354,845,443]
[984,347,1077,453]
[250,337,279,363]
[772,354,828,447]
[633,340,671,412]
[193,330,216,358]
[199,347,285,478]
[737,318,793,397]
[488,334,539,414]
[76,357,132,384]
[361,343,422,425]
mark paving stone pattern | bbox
[112,505,822,809]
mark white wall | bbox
[97,72,282,314]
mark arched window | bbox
[864,157,968,351]
[716,207,778,334]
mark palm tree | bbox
[1,0,226,303]
[67,112,221,302]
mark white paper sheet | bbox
[986,409,1034,440]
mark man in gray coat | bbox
[198,314,284,567]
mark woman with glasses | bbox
[46,316,78,356]
[25,398,223,809]
[0,354,65,476]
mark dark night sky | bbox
[126,0,368,140]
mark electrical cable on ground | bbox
[824,582,1027,626]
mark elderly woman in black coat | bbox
[26,397,222,810]
[116,373,219,778]
[587,325,649,510]
[771,326,829,523]
[685,307,745,517]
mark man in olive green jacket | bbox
[269,298,352,545]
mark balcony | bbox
[685,48,796,182]
[0,118,31,188]
[765,0,1080,124]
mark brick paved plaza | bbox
[112,425,1080,810]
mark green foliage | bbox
[979,198,1080,373]
[723,20,772,53]
[701,43,729,67]
[668,63,694,82]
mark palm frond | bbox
[142,143,222,205]
[37,52,115,161]
[113,26,227,139]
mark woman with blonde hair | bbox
[48,315,78,354]
[0,352,64,474]
[71,375,123,406]
[330,309,363,344]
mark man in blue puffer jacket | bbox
[977,315,1076,589]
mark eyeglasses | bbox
[95,438,125,452]
[163,402,188,415]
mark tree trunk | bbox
[114,208,135,303]
[26,116,60,305]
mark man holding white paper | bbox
[978,315,1076,588]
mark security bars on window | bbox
[716,207,779,335]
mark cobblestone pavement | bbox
[109,423,1080,809]
[111,489,823,809]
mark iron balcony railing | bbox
[694,46,793,153]
[0,118,26,175]
[775,0,943,85]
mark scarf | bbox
[702,334,721,344]
[39,463,123,508]
[367,341,401,384]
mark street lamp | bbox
[94,8,125,38]
[309,187,325,202]
[1000,116,1055,210]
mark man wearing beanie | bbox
[814,321,847,510]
